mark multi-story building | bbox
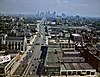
[60,63,96,76]
[45,25,96,77]
[83,44,100,72]
[44,45,61,76]
[45,39,96,76]
[5,36,27,51]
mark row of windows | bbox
[5,41,24,51]
[61,44,75,46]
[7,45,23,51]
[6,41,24,45]
[63,59,85,62]
[61,71,95,76]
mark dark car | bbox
[35,66,37,68]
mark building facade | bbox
[5,36,27,51]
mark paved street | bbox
[27,20,47,77]
[12,18,46,77]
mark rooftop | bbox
[67,26,91,31]
[61,63,93,71]
[6,36,25,40]
[62,57,85,63]
[45,47,62,67]
[0,55,11,64]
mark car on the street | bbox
[35,66,37,68]
[37,58,39,60]
[33,69,35,72]
[32,64,34,66]
[29,71,32,75]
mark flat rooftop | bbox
[61,63,93,71]
[6,36,25,40]
[45,52,61,67]
[0,55,11,64]
[45,46,62,67]
[62,57,85,63]
[62,49,76,52]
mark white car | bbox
[29,71,32,75]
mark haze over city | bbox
[0,0,100,17]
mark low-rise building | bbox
[44,23,97,77]
[60,63,96,76]
[44,45,62,76]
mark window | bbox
[12,42,14,49]
[77,71,81,75]
[72,71,76,75]
[61,72,66,75]
[9,42,11,49]
[87,71,90,75]
[91,72,95,75]
[81,71,86,76]
[68,71,71,75]
[18,42,20,50]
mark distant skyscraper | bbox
[62,13,66,18]
[52,11,56,18]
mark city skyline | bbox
[0,0,100,17]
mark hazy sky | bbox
[0,0,100,17]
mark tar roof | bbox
[61,63,93,70]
